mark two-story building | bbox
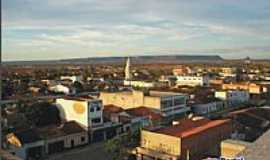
[55,96,122,143]
[56,97,104,129]
[175,75,209,86]
[133,117,232,160]
[100,90,189,118]
[215,90,250,107]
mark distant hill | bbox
[3,55,224,65]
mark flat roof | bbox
[148,91,186,97]
[60,96,99,102]
[241,129,270,159]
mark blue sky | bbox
[2,0,270,61]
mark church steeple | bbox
[125,57,132,80]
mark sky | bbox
[2,0,270,61]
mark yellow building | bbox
[221,139,250,159]
[100,90,189,117]
[222,83,267,94]
[134,118,232,160]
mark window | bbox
[90,108,95,112]
[81,137,85,142]
[96,107,101,111]
[174,97,185,106]
[161,100,173,108]
[92,118,101,123]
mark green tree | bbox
[24,102,61,127]
[105,134,130,160]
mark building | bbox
[60,75,82,83]
[134,117,232,160]
[190,98,225,116]
[56,97,124,143]
[175,75,209,86]
[222,83,268,95]
[228,107,270,142]
[123,58,167,88]
[56,97,104,129]
[100,90,189,117]
[221,139,250,159]
[49,84,70,94]
[220,67,237,78]
[242,129,270,160]
[5,121,88,159]
[38,121,88,155]
[124,80,168,88]
[215,90,249,107]
[172,66,194,76]
[6,129,44,160]
[104,105,163,134]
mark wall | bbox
[56,99,89,128]
[181,121,232,160]
[141,130,181,156]
[143,96,161,110]
[221,140,249,159]
[176,76,209,86]
[8,140,44,160]
[192,101,225,115]
[88,101,103,126]
[100,92,136,109]
[63,133,88,148]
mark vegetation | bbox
[24,102,61,127]
[105,130,140,160]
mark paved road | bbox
[48,142,110,160]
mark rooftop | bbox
[60,95,99,102]
[13,128,42,145]
[101,90,186,98]
[241,129,270,159]
[228,107,270,142]
[38,121,86,138]
[147,117,230,138]
[125,107,162,121]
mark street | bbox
[48,142,110,160]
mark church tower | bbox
[125,57,132,80]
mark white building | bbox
[123,57,167,88]
[220,67,237,78]
[60,75,82,83]
[49,84,70,94]
[124,80,167,88]
[56,97,103,129]
[215,90,250,107]
[175,75,209,86]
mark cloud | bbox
[2,0,270,60]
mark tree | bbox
[105,130,140,160]
[73,81,84,93]
[24,102,61,127]
[105,134,129,160]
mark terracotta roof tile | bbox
[125,107,162,121]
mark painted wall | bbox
[141,130,181,156]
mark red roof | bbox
[103,104,124,114]
[125,107,162,121]
[154,117,230,138]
